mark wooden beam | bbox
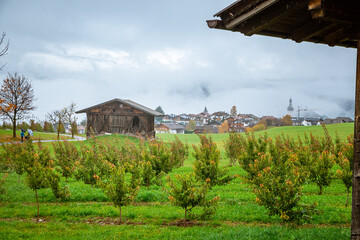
[236,0,308,36]
[352,39,360,240]
[310,0,360,25]
[216,0,264,22]
[292,21,336,42]
[323,27,349,46]
[224,0,280,29]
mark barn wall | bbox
[85,101,155,138]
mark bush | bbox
[96,166,140,224]
[75,142,113,186]
[0,173,8,199]
[307,151,334,195]
[249,151,318,224]
[224,132,246,166]
[334,134,353,206]
[1,141,35,182]
[228,133,269,179]
[53,140,79,181]
[24,152,50,221]
[193,135,233,186]
[43,121,54,132]
[251,123,266,132]
[167,173,219,222]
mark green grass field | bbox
[0,123,354,239]
[0,129,73,143]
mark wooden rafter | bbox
[310,0,360,25]
[237,0,308,36]
[291,21,337,43]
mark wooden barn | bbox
[76,99,163,138]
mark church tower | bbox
[287,98,294,116]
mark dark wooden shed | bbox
[76,99,163,138]
[207,0,360,238]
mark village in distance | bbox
[153,98,353,135]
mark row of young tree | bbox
[224,124,353,223]
[0,134,236,223]
[0,126,353,224]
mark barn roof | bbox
[75,98,164,117]
[207,0,360,48]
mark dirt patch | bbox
[162,219,206,227]
[83,217,145,226]
[0,217,50,223]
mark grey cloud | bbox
[0,0,357,119]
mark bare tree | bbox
[0,32,9,70]
[66,102,77,138]
[0,73,36,138]
[47,108,67,139]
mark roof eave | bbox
[75,98,164,117]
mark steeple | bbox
[287,98,294,116]
[203,106,208,113]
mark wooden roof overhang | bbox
[207,0,360,48]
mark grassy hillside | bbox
[157,123,354,147]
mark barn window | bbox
[133,116,139,128]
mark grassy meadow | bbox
[0,129,73,143]
[0,123,354,239]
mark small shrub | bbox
[249,151,318,224]
[25,154,49,222]
[236,133,270,179]
[167,173,219,222]
[46,171,71,202]
[53,140,79,181]
[307,151,334,195]
[96,166,140,224]
[193,135,233,186]
[0,173,8,199]
[75,144,111,186]
[335,135,353,206]
[2,141,35,182]
[224,132,246,166]
[169,136,189,168]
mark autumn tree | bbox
[186,120,196,131]
[0,73,36,138]
[230,105,237,117]
[218,120,229,133]
[43,121,54,132]
[47,107,67,139]
[66,102,77,138]
[281,114,293,126]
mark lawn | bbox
[0,129,73,143]
[0,123,354,239]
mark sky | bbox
[0,0,357,122]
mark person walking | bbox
[20,129,25,142]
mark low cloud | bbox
[146,48,189,70]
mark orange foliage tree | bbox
[281,114,293,126]
[0,73,36,138]
[218,120,229,133]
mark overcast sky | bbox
[0,0,356,121]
